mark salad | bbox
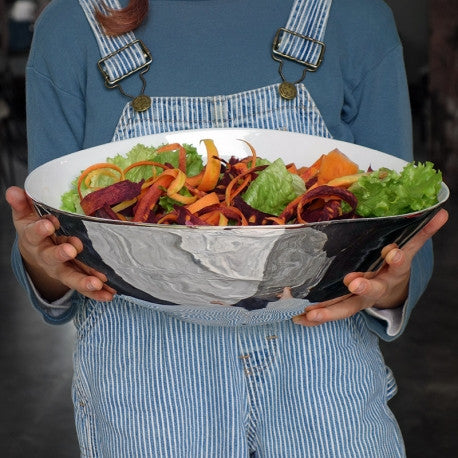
[60,139,443,225]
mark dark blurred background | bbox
[1,0,457,456]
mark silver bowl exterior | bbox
[34,203,443,310]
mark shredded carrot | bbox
[185,170,204,187]
[225,174,252,206]
[184,183,207,199]
[239,139,257,170]
[199,210,222,226]
[164,169,186,197]
[123,160,168,177]
[156,213,179,224]
[298,155,323,183]
[186,192,220,214]
[197,139,221,191]
[168,193,198,205]
[156,143,187,173]
[221,205,248,226]
[279,194,305,221]
[230,162,249,174]
[264,216,286,225]
[111,198,137,213]
[133,174,175,222]
[74,140,366,226]
[77,163,124,199]
[84,169,120,189]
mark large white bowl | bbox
[25,128,449,308]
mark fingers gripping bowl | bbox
[25,128,449,309]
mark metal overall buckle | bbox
[272,28,326,100]
[97,39,153,112]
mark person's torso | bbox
[32,0,357,148]
[29,0,407,161]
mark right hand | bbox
[6,186,115,302]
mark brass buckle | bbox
[272,27,325,71]
[97,39,153,88]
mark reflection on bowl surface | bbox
[26,128,449,308]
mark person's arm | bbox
[294,14,448,339]
[7,4,114,324]
[348,43,444,340]
[7,185,115,324]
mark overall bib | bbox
[73,1,405,456]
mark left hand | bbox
[292,208,449,326]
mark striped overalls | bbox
[73,0,405,456]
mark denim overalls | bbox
[73,0,405,456]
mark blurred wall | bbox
[385,0,429,84]
[386,0,457,189]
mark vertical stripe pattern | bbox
[112,84,332,142]
[73,0,406,456]
[79,0,149,82]
[278,0,331,66]
[73,298,405,457]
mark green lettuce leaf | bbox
[61,185,83,213]
[349,161,442,217]
[108,143,203,182]
[242,158,306,216]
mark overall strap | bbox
[278,0,332,68]
[273,0,332,99]
[78,0,332,107]
[79,0,331,85]
[79,0,151,90]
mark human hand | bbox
[292,208,449,326]
[6,186,116,302]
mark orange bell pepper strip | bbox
[197,139,221,191]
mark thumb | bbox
[5,186,35,220]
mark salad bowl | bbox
[24,128,449,309]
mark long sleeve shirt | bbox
[11,0,434,340]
